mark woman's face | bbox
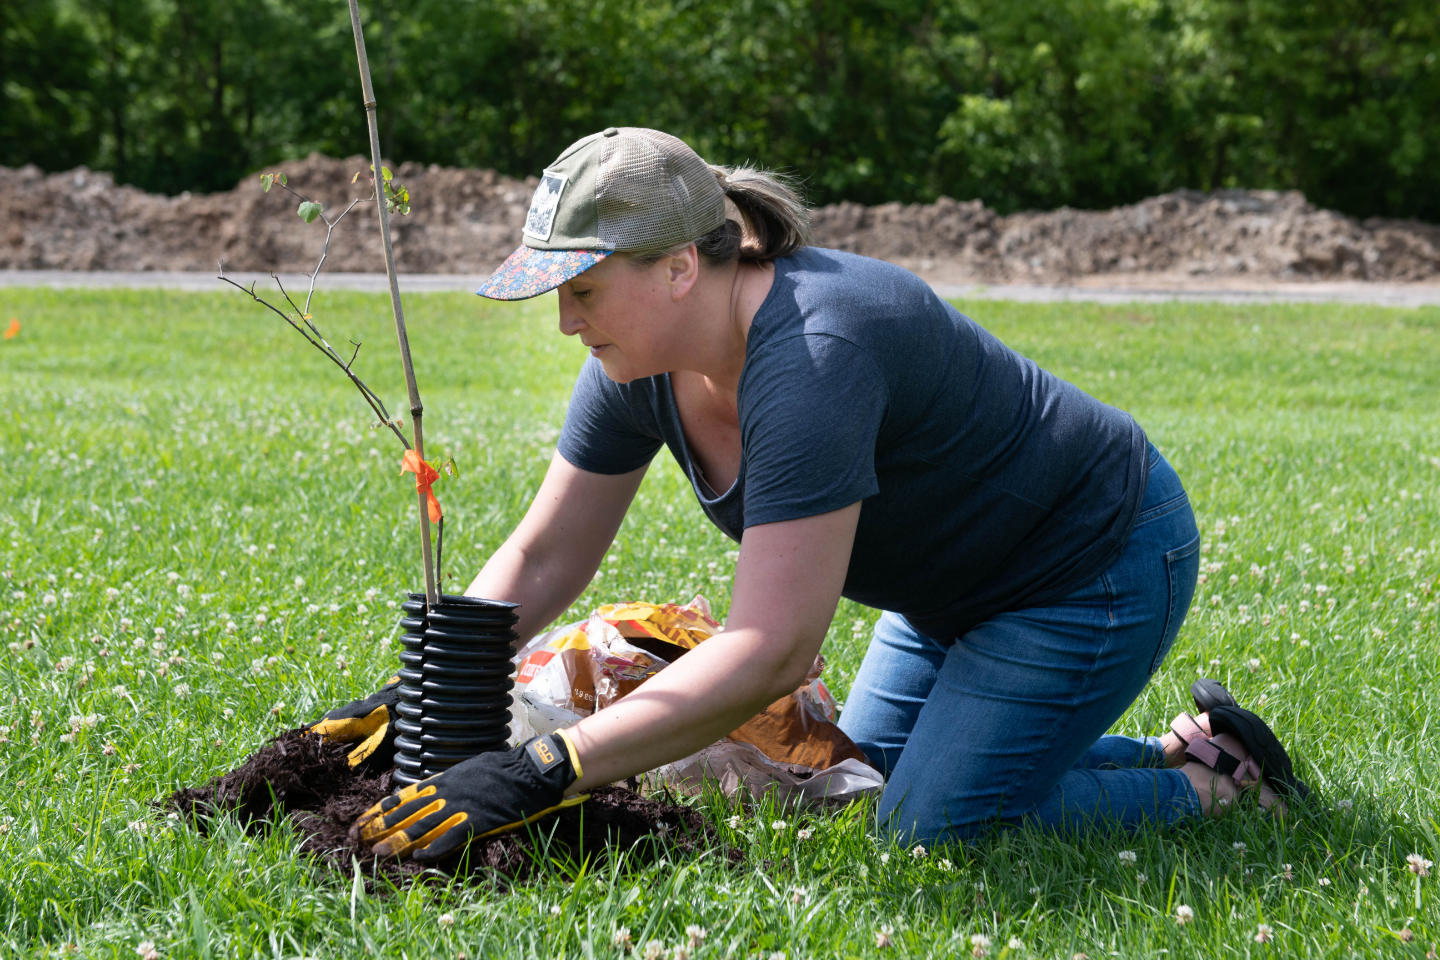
[556,254,680,383]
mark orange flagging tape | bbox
[400,449,443,523]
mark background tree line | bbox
[3,0,1437,219]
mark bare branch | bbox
[305,196,367,317]
[218,270,411,450]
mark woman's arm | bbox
[564,501,861,791]
[466,450,648,644]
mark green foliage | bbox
[295,199,322,223]
[4,0,1438,218]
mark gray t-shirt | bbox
[557,247,1149,639]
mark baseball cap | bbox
[475,127,727,301]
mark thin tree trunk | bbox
[346,0,438,606]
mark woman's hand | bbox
[357,732,586,861]
[307,675,402,767]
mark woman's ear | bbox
[665,245,700,301]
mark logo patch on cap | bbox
[524,172,568,242]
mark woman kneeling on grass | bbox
[327,127,1308,861]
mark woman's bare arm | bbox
[563,501,861,790]
[465,450,647,644]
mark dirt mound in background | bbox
[4,154,1438,284]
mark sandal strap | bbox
[1185,735,1261,785]
[1170,712,1209,746]
[1232,754,1262,786]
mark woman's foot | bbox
[1178,704,1309,816]
[1180,731,1285,816]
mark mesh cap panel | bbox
[595,129,726,252]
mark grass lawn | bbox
[1,285,1437,958]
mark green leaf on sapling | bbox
[385,182,411,216]
[297,201,323,223]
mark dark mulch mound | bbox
[165,728,735,888]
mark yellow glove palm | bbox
[308,676,401,768]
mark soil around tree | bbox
[165,729,735,888]
[4,155,1437,285]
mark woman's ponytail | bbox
[698,165,810,263]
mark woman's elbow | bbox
[760,638,825,703]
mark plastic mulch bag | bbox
[508,597,883,805]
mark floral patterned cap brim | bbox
[474,244,611,301]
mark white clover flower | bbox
[685,925,707,947]
[173,683,191,698]
[549,904,562,916]
[1174,904,1194,924]
[1232,841,1247,853]
[1407,853,1433,877]
[1117,849,1137,865]
[770,819,787,831]
[135,940,159,960]
[874,925,893,949]
[938,858,954,871]
[796,827,813,840]
[642,941,665,960]
[611,927,631,948]
[725,814,742,829]
[105,587,120,599]
[911,844,927,859]
[1007,938,1025,952]
[970,933,991,957]
[42,593,57,607]
[1253,924,1273,943]
[1317,877,1331,887]
[437,913,455,928]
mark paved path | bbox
[4,270,1439,307]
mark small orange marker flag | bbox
[3,319,18,340]
[400,449,443,523]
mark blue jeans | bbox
[838,444,1202,842]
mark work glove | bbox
[357,731,587,861]
[307,676,402,768]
